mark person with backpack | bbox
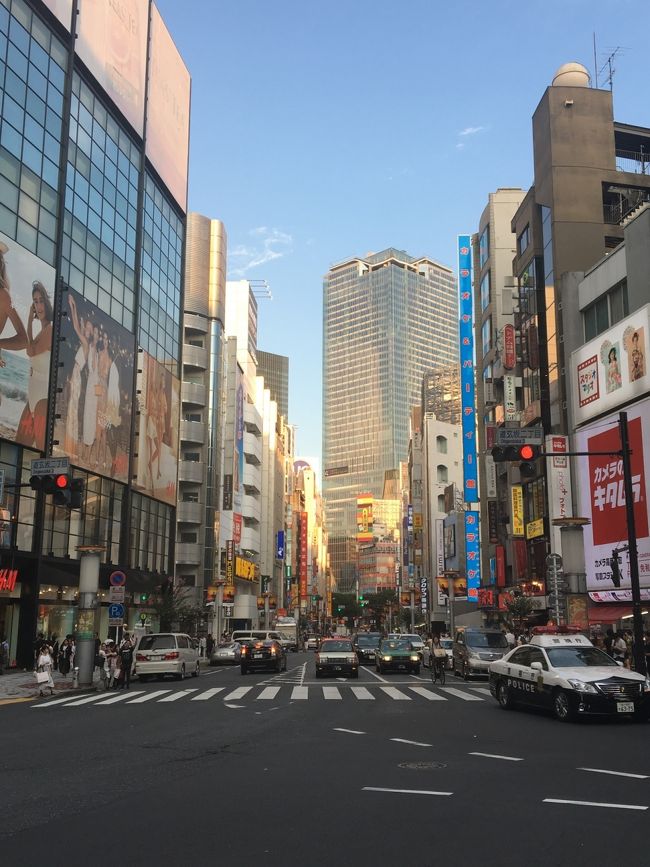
[117,635,134,690]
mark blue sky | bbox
[157,0,650,464]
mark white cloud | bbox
[228,227,293,277]
[459,125,486,137]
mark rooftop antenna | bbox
[249,279,273,300]
[592,33,598,88]
[598,46,627,93]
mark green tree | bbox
[505,593,534,631]
[154,581,205,634]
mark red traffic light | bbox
[519,444,535,461]
[56,474,69,488]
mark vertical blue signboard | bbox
[465,511,481,601]
[458,235,478,503]
[276,530,285,560]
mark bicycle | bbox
[429,652,446,685]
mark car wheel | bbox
[241,666,248,675]
[177,664,186,681]
[553,689,575,722]
[192,662,200,678]
[462,662,470,681]
[275,659,282,673]
[496,680,513,710]
[282,658,287,672]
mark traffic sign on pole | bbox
[109,570,127,587]
[30,457,70,476]
[108,602,125,620]
[496,426,544,446]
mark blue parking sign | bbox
[108,603,125,619]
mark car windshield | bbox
[402,635,423,643]
[320,641,352,652]
[139,635,174,651]
[546,647,619,668]
[381,640,411,651]
[465,632,509,649]
[357,636,380,647]
[441,639,453,649]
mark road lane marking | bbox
[64,694,110,706]
[351,687,375,700]
[578,767,649,780]
[191,688,225,701]
[323,687,342,700]
[470,687,492,696]
[440,687,483,701]
[93,691,145,705]
[32,695,81,708]
[257,687,281,700]
[223,687,252,701]
[470,752,523,762]
[291,686,308,700]
[409,687,446,701]
[0,697,32,705]
[126,690,171,703]
[365,667,389,683]
[409,674,428,681]
[543,798,647,811]
[391,738,432,747]
[334,728,365,735]
[158,689,198,702]
[380,687,411,700]
[363,787,452,797]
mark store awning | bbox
[588,604,635,624]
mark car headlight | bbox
[644,678,650,694]
[346,655,357,664]
[410,655,419,662]
[468,651,480,659]
[567,679,598,694]
[383,655,391,662]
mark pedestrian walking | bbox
[199,636,206,658]
[58,638,71,676]
[612,632,627,665]
[504,628,515,649]
[97,642,109,689]
[0,634,8,674]
[206,635,215,658]
[51,634,59,671]
[35,644,55,696]
[104,639,119,688]
[117,635,134,689]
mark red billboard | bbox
[503,324,516,370]
[299,512,308,600]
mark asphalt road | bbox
[1,652,648,866]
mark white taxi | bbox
[488,628,650,722]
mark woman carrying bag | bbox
[35,644,55,696]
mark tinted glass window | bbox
[465,632,508,649]
[321,641,353,652]
[546,647,618,668]
[509,647,531,666]
[140,635,175,650]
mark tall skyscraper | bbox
[323,248,458,590]
[257,350,289,419]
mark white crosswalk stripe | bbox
[31,683,488,707]
[440,687,484,701]
[470,687,492,696]
[409,687,446,701]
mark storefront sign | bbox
[503,323,516,370]
[223,586,235,604]
[546,434,573,554]
[526,518,545,539]
[511,486,524,537]
[225,540,234,584]
[299,512,308,600]
[465,511,480,601]
[485,454,497,498]
[232,513,242,545]
[0,569,18,592]
[458,235,479,503]
[503,375,517,421]
[478,587,495,607]
[496,545,506,587]
[436,519,445,604]
[487,500,499,544]
[576,397,650,592]
[420,575,428,615]
[222,474,233,511]
[571,304,649,427]
[276,530,285,560]
[222,603,234,617]
[235,557,256,581]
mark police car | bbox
[488,627,650,722]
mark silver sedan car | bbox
[209,641,242,666]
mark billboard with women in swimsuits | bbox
[0,230,56,452]
[133,351,180,506]
[53,289,135,482]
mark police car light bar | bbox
[530,625,584,635]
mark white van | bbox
[134,633,200,681]
[231,630,282,645]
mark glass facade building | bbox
[257,350,289,420]
[323,248,457,591]
[0,0,190,668]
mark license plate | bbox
[253,653,264,659]
[333,665,342,671]
[617,702,635,713]
[398,664,406,669]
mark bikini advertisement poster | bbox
[53,289,135,483]
[133,351,180,506]
[0,231,56,452]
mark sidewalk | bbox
[0,668,98,704]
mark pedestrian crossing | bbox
[32,684,493,709]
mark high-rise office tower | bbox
[323,248,458,591]
[257,350,289,419]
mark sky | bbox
[157,0,650,465]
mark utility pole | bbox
[619,412,647,676]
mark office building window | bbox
[436,435,447,454]
[140,173,183,372]
[479,226,489,268]
[437,494,445,512]
[437,464,448,483]
[480,272,490,311]
[0,0,66,264]
[517,225,530,256]
[583,281,629,341]
[61,72,139,330]
[481,318,492,358]
[129,492,172,574]
[180,531,197,543]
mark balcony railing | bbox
[604,189,650,224]
[616,149,649,175]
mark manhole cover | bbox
[398,761,447,770]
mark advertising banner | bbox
[420,575,428,615]
[511,485,524,537]
[0,231,56,451]
[356,494,373,543]
[54,289,135,481]
[503,323,516,370]
[485,453,497,498]
[503,375,517,420]
[76,0,148,135]
[225,540,234,585]
[234,368,244,512]
[222,474,232,510]
[458,235,478,503]
[576,398,650,592]
[464,511,480,601]
[487,500,498,544]
[496,545,506,587]
[299,512,308,600]
[437,575,468,601]
[545,434,573,554]
[146,5,191,211]
[134,351,180,505]
[571,304,649,427]
[276,530,285,560]
[232,513,242,545]
[435,518,445,603]
[42,0,73,28]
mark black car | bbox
[240,639,287,674]
[353,632,382,665]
